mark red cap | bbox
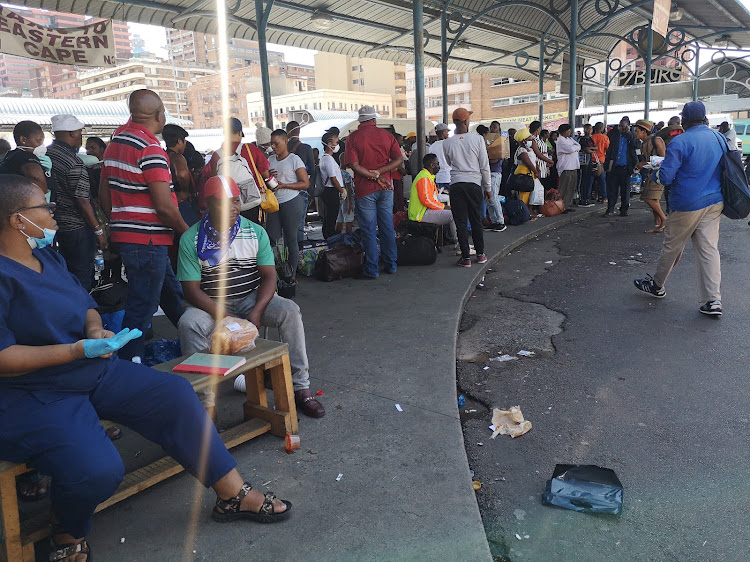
[204,176,240,199]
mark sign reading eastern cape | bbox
[0,7,115,67]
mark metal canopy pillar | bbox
[568,0,578,126]
[603,63,609,125]
[413,0,426,167]
[441,2,449,124]
[693,46,700,101]
[255,0,275,129]
[644,25,653,120]
[538,35,545,125]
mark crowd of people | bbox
[0,85,743,559]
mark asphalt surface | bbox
[458,203,750,561]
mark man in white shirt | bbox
[428,123,452,202]
[555,124,581,211]
[718,121,738,151]
[442,108,491,267]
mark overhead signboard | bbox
[652,0,672,40]
[618,68,682,87]
[0,7,115,67]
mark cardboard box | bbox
[484,133,510,161]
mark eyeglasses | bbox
[10,202,56,216]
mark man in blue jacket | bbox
[633,101,725,316]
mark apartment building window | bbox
[353,79,358,85]
[406,79,415,90]
[352,65,358,71]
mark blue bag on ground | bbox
[542,464,623,515]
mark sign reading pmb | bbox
[618,68,682,87]
[0,8,115,67]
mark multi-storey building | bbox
[79,59,215,122]
[30,65,82,100]
[166,30,286,69]
[246,89,393,129]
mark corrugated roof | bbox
[0,97,192,129]
[12,0,750,79]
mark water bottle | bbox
[94,249,104,272]
[458,394,466,408]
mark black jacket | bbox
[605,129,638,174]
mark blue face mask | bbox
[18,213,56,249]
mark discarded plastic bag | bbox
[490,406,532,439]
[542,464,623,515]
[211,316,259,354]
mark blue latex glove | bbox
[36,154,52,174]
[83,328,142,359]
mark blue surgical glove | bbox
[83,328,142,358]
[36,154,52,174]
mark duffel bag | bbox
[396,235,437,266]
[505,198,531,225]
[396,219,439,239]
[314,244,364,281]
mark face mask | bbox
[264,146,273,155]
[328,144,340,154]
[18,213,56,250]
[19,145,47,157]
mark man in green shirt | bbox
[177,175,324,418]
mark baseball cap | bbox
[325,126,341,135]
[358,105,377,122]
[435,123,450,132]
[452,107,472,122]
[51,114,85,132]
[204,175,240,199]
[681,101,706,123]
[514,129,531,143]
[229,117,244,137]
[255,126,272,146]
[634,119,654,132]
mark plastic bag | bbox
[143,338,182,367]
[211,316,259,355]
[542,464,623,515]
[529,178,545,206]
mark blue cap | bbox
[229,117,244,136]
[681,101,706,123]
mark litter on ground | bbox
[395,404,403,412]
[491,406,532,439]
[490,354,517,362]
[517,350,534,357]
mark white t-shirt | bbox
[269,152,305,204]
[428,140,451,185]
[319,153,343,188]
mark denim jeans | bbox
[266,193,305,276]
[488,172,505,224]
[118,242,184,360]
[297,190,309,249]
[594,171,607,201]
[355,189,397,277]
[450,182,485,258]
[580,167,595,203]
[56,226,96,292]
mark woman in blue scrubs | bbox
[0,176,290,561]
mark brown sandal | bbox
[212,482,292,524]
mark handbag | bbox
[314,244,364,281]
[592,153,604,177]
[712,132,750,219]
[529,178,545,206]
[541,189,565,216]
[243,144,278,214]
[509,173,534,192]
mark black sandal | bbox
[212,482,292,524]
[49,538,92,561]
[18,471,51,502]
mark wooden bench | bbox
[0,338,297,562]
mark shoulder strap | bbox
[242,144,266,191]
[289,140,300,155]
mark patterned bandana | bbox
[196,213,241,266]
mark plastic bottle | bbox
[94,249,104,273]
[458,394,466,408]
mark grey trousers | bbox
[654,201,723,304]
[178,292,311,390]
[422,209,458,243]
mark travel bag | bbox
[396,235,437,266]
[315,244,364,281]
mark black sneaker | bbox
[699,301,722,316]
[491,223,507,232]
[580,201,595,208]
[633,274,665,298]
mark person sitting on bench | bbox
[0,175,291,562]
[177,175,325,418]
[408,153,458,251]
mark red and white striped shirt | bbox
[103,121,177,245]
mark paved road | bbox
[458,205,750,562]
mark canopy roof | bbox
[15,0,750,80]
[0,97,191,130]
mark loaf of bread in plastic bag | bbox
[211,316,259,354]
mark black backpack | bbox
[396,235,437,266]
[505,198,531,225]
[712,132,750,220]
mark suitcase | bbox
[314,244,364,281]
[396,235,437,266]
